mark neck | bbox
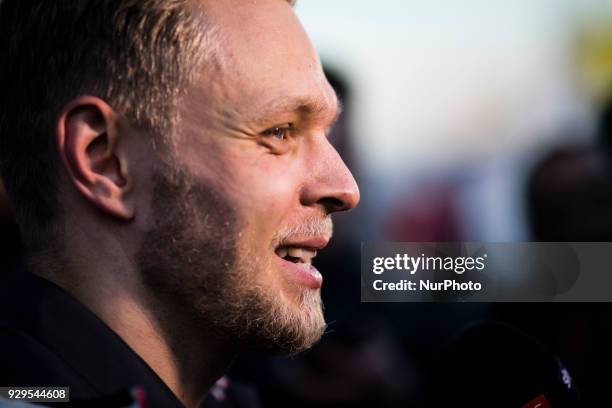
[31,237,235,408]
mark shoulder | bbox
[0,318,96,394]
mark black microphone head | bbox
[426,321,581,408]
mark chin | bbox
[236,282,326,354]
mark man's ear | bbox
[56,96,134,220]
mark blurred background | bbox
[4,0,612,406]
[299,0,612,243]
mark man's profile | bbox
[0,1,359,407]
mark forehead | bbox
[189,0,335,121]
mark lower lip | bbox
[276,256,323,289]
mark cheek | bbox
[225,156,303,240]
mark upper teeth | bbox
[276,246,317,263]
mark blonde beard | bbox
[202,236,327,353]
[139,164,327,354]
[217,272,326,353]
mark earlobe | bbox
[56,96,135,220]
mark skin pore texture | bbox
[34,0,359,407]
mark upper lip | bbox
[277,236,330,251]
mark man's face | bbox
[139,0,359,353]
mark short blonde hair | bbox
[0,0,294,249]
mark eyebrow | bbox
[253,91,344,128]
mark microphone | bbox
[425,321,581,407]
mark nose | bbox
[300,141,360,214]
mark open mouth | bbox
[275,247,317,264]
[273,239,328,289]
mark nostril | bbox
[318,196,346,213]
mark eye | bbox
[262,124,292,141]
